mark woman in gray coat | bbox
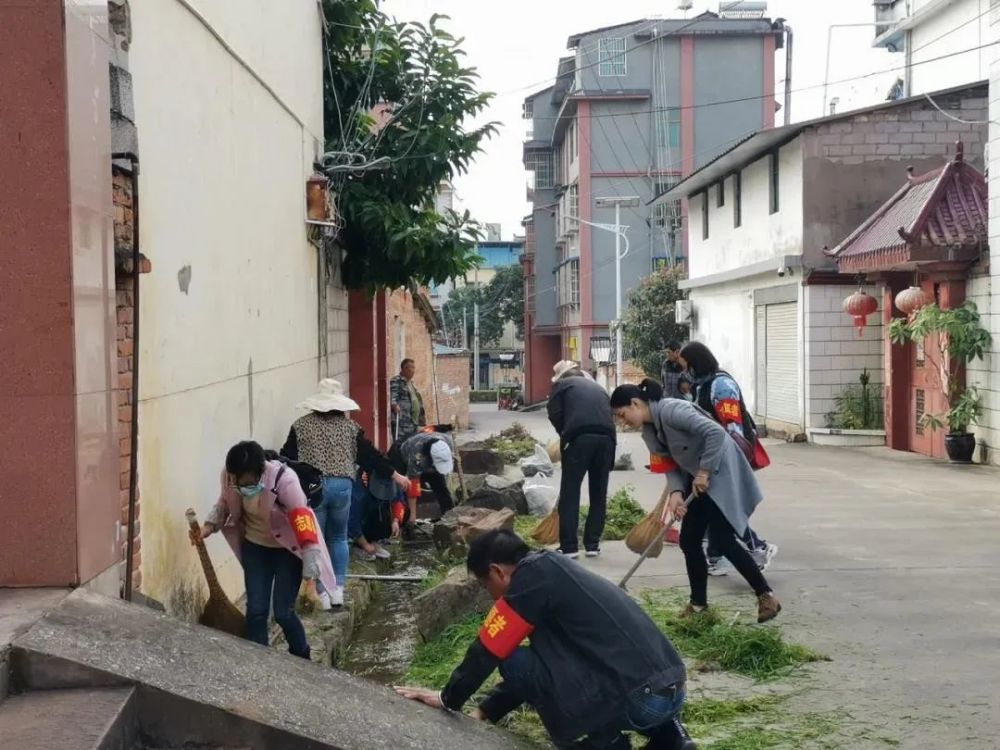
[610,379,781,623]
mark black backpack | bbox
[264,450,324,509]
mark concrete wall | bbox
[804,285,884,430]
[908,0,995,95]
[802,88,989,262]
[128,0,331,616]
[688,139,805,279]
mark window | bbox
[769,151,780,214]
[526,273,536,314]
[557,258,580,308]
[599,37,627,76]
[525,150,553,189]
[716,182,725,208]
[522,100,533,119]
[554,149,564,187]
[701,192,709,240]
[569,123,576,164]
[568,183,579,226]
[734,171,742,227]
[655,108,681,149]
[652,179,681,228]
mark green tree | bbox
[439,264,524,349]
[321,1,496,290]
[620,267,688,378]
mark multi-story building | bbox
[520,8,787,402]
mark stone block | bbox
[467,475,527,515]
[457,445,505,475]
[412,566,492,643]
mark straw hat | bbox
[298,379,360,413]
[551,360,582,383]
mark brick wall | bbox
[385,288,471,429]
[113,167,141,592]
[326,268,349,385]
[805,284,884,430]
[979,66,1000,465]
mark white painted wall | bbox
[687,139,804,280]
[804,285,884,430]
[688,273,803,419]
[129,0,338,616]
[908,0,996,95]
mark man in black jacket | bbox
[395,531,696,749]
[547,360,617,557]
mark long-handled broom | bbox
[618,493,694,591]
[186,508,245,636]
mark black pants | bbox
[423,470,455,515]
[678,494,770,606]
[558,434,616,553]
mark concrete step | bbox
[0,687,136,749]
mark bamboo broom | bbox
[186,508,245,637]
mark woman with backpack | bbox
[679,342,778,576]
[190,440,335,658]
[610,380,781,623]
[281,379,410,608]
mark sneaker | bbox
[751,543,779,572]
[585,548,601,558]
[352,546,376,562]
[757,592,781,623]
[707,557,734,577]
[317,591,332,611]
[679,602,708,618]
[372,544,392,560]
[558,549,579,560]
[330,586,345,608]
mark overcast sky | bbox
[382,0,899,238]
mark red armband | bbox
[715,398,743,426]
[391,500,407,524]
[648,454,678,474]
[478,598,534,659]
[288,507,319,546]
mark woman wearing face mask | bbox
[610,379,781,623]
[191,440,335,659]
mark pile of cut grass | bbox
[640,591,826,681]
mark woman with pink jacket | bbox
[191,440,335,659]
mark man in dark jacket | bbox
[547,360,616,557]
[395,530,696,749]
[660,341,685,400]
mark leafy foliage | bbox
[826,368,884,430]
[440,264,525,348]
[321,1,497,290]
[620,267,688,377]
[888,302,992,433]
[483,422,537,463]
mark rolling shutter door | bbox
[764,303,799,424]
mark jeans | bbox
[679,494,771,606]
[242,540,309,659]
[315,476,352,591]
[558,434,616,553]
[348,477,369,542]
[498,647,686,749]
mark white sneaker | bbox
[707,557,734,577]
[372,544,391,560]
[330,586,345,607]
[585,549,601,558]
[751,543,779,572]
[317,591,332,611]
[558,549,579,560]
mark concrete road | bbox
[467,403,1000,748]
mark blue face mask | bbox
[236,481,265,498]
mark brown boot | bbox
[757,592,782,623]
[679,602,709,619]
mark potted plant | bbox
[810,369,886,447]
[888,302,992,463]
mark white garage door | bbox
[763,303,799,424]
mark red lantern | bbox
[895,285,930,317]
[843,290,878,337]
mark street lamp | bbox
[594,196,640,388]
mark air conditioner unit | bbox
[675,299,693,326]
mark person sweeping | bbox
[610,380,781,623]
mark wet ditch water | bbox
[337,541,442,685]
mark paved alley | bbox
[468,403,1000,748]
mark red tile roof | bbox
[828,143,987,274]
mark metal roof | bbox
[651,80,989,205]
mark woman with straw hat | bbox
[282,379,409,608]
